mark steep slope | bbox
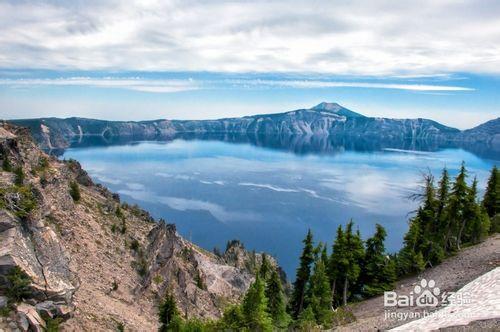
[0,123,265,331]
[460,117,500,145]
[9,102,480,151]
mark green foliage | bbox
[290,229,314,318]
[69,181,81,202]
[259,253,271,280]
[14,166,25,186]
[159,290,182,332]
[295,306,317,331]
[218,305,244,330]
[361,224,396,297]
[241,275,273,331]
[130,239,140,252]
[153,275,164,285]
[483,165,499,220]
[194,270,205,290]
[3,266,32,303]
[0,185,37,219]
[2,154,12,172]
[397,163,491,276]
[265,269,290,328]
[307,256,332,326]
[329,307,356,327]
[46,317,63,332]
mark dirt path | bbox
[336,234,500,331]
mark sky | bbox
[0,0,499,129]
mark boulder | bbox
[16,303,45,332]
[0,296,7,309]
[35,301,57,320]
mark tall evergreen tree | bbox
[361,224,396,297]
[241,275,273,331]
[265,269,290,328]
[328,225,346,307]
[259,253,272,280]
[482,165,499,219]
[446,163,470,251]
[290,229,314,318]
[307,256,332,325]
[341,221,364,306]
[397,220,425,276]
[158,289,181,332]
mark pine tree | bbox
[361,224,396,297]
[265,269,290,328]
[341,221,364,306]
[464,178,490,244]
[397,220,424,276]
[241,275,273,331]
[290,229,314,318]
[259,253,271,280]
[446,163,470,251]
[307,257,332,325]
[328,225,346,307]
[482,165,499,219]
[158,289,181,332]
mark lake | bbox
[61,135,498,277]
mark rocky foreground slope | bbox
[0,123,268,331]
[12,102,499,151]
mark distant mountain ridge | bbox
[8,102,499,151]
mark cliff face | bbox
[11,102,485,151]
[0,123,264,331]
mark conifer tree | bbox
[361,224,396,297]
[341,221,364,306]
[446,163,470,251]
[290,229,314,318]
[482,165,499,219]
[307,256,332,325]
[259,253,272,280]
[241,275,273,331]
[265,269,290,328]
[397,220,424,276]
[158,289,181,332]
[328,225,346,307]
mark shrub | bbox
[153,275,163,285]
[69,181,81,202]
[3,266,32,303]
[0,185,37,219]
[130,239,140,252]
[45,317,63,332]
[14,166,24,186]
[2,155,12,172]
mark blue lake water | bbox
[61,137,497,277]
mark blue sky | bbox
[0,0,499,129]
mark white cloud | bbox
[0,0,499,75]
[0,77,198,93]
[0,77,472,93]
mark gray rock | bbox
[16,303,45,332]
[35,301,57,320]
[0,296,7,308]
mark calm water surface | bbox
[61,138,497,276]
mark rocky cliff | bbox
[0,123,268,331]
[11,102,490,151]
